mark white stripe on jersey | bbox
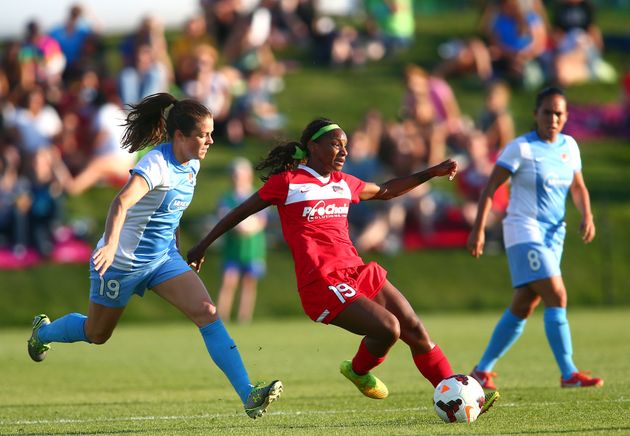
[285,180,353,205]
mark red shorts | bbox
[298,261,387,324]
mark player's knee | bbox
[380,314,401,344]
[191,301,219,326]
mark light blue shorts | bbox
[89,250,191,308]
[506,241,563,288]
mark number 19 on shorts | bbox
[328,283,357,304]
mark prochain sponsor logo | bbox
[302,200,349,222]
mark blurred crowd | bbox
[0,0,628,263]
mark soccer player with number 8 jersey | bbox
[188,117,499,413]
[467,86,603,389]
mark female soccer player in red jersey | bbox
[188,118,498,410]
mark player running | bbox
[27,92,282,418]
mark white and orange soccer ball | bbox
[433,374,485,423]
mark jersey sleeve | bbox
[258,173,288,205]
[496,139,523,173]
[131,149,167,190]
[566,135,582,173]
[341,172,367,203]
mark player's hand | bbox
[433,159,458,181]
[92,243,116,276]
[580,215,596,243]
[467,230,485,258]
[187,244,206,273]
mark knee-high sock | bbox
[477,309,526,372]
[37,313,88,343]
[413,344,453,387]
[351,338,386,375]
[199,320,252,403]
[544,307,578,379]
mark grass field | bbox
[2,309,629,435]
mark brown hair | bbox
[121,92,212,152]
[255,117,335,181]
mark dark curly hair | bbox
[255,117,336,181]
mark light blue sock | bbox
[477,309,526,371]
[544,307,578,380]
[200,320,252,403]
[37,313,88,343]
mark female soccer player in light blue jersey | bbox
[27,93,281,418]
[467,86,603,389]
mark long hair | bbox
[121,93,212,153]
[255,117,335,181]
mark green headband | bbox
[292,145,307,160]
[310,123,341,142]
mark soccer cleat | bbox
[479,390,500,415]
[470,366,498,390]
[340,360,388,399]
[244,380,283,419]
[561,371,604,388]
[27,314,51,362]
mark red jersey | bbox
[258,165,367,288]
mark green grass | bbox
[2,310,629,434]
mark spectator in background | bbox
[233,67,286,140]
[65,80,135,196]
[456,130,508,251]
[477,80,514,157]
[20,20,66,97]
[118,43,169,106]
[215,157,267,324]
[399,66,448,167]
[0,148,30,256]
[7,85,62,157]
[182,44,242,144]
[402,64,464,155]
[344,127,402,253]
[551,0,615,86]
[435,0,547,88]
[200,0,241,50]
[55,67,102,174]
[364,0,415,56]
[119,16,173,82]
[48,4,96,79]
[1,41,25,91]
[171,14,217,86]
[25,147,66,257]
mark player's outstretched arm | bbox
[188,192,270,272]
[359,159,458,201]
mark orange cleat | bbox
[561,371,604,388]
[470,366,498,390]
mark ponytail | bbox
[255,117,336,181]
[121,93,212,153]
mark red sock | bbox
[351,339,386,375]
[413,344,453,387]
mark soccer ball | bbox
[433,374,485,423]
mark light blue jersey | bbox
[95,143,199,271]
[497,131,581,249]
[497,132,581,287]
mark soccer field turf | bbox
[2,310,629,435]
